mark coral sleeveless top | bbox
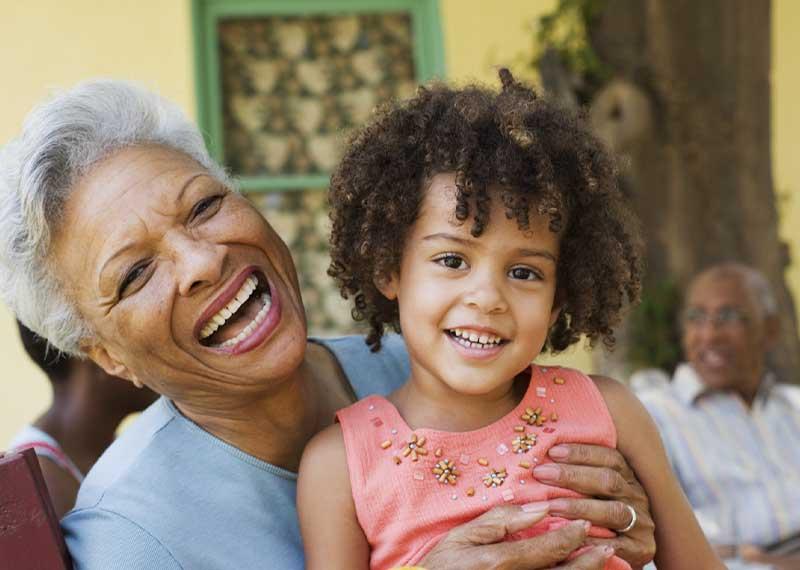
[336,365,632,570]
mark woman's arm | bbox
[592,375,725,570]
[297,424,370,570]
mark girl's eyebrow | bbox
[421,232,557,262]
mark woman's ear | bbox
[374,272,400,301]
[82,343,143,388]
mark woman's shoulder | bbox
[312,334,410,398]
[65,397,307,569]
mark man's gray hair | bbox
[0,79,231,355]
[699,262,779,318]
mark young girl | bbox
[298,70,722,570]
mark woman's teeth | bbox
[199,275,259,340]
[448,328,503,349]
[215,293,272,348]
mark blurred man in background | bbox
[8,322,157,518]
[636,263,800,570]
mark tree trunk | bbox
[574,0,798,382]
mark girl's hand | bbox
[419,504,616,570]
[532,444,657,568]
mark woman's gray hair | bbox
[0,79,231,355]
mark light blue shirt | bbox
[636,364,800,569]
[62,335,410,569]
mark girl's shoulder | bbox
[532,365,621,409]
[301,420,347,472]
[587,373,669,461]
[537,365,638,410]
[588,374,642,416]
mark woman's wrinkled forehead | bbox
[68,146,211,216]
[51,146,218,293]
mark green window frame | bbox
[192,0,445,192]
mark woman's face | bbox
[50,145,308,402]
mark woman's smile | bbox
[196,267,283,354]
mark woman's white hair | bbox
[0,79,231,355]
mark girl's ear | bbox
[548,305,562,328]
[374,273,399,300]
[549,288,564,328]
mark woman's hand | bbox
[532,444,656,568]
[739,544,800,570]
[419,504,616,570]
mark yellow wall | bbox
[0,0,796,445]
[773,0,800,314]
[0,0,196,445]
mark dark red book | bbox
[0,448,72,569]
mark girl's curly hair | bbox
[328,69,643,352]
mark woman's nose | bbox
[165,230,228,296]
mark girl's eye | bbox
[435,254,467,270]
[190,195,223,222]
[119,262,150,297]
[508,266,540,281]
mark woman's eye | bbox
[190,195,223,222]
[435,254,467,270]
[119,262,149,297]
[509,266,540,281]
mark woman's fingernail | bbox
[521,501,550,514]
[533,464,560,480]
[548,499,569,513]
[549,445,569,459]
[601,546,615,559]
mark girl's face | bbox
[379,173,560,400]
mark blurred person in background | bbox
[8,321,157,518]
[636,263,800,570]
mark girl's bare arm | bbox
[297,424,371,570]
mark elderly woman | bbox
[0,81,655,570]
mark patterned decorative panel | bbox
[193,1,444,335]
[218,13,417,178]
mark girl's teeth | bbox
[448,329,503,348]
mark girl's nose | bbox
[463,271,508,314]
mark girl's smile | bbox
[445,326,508,360]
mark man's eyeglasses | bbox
[682,306,749,328]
